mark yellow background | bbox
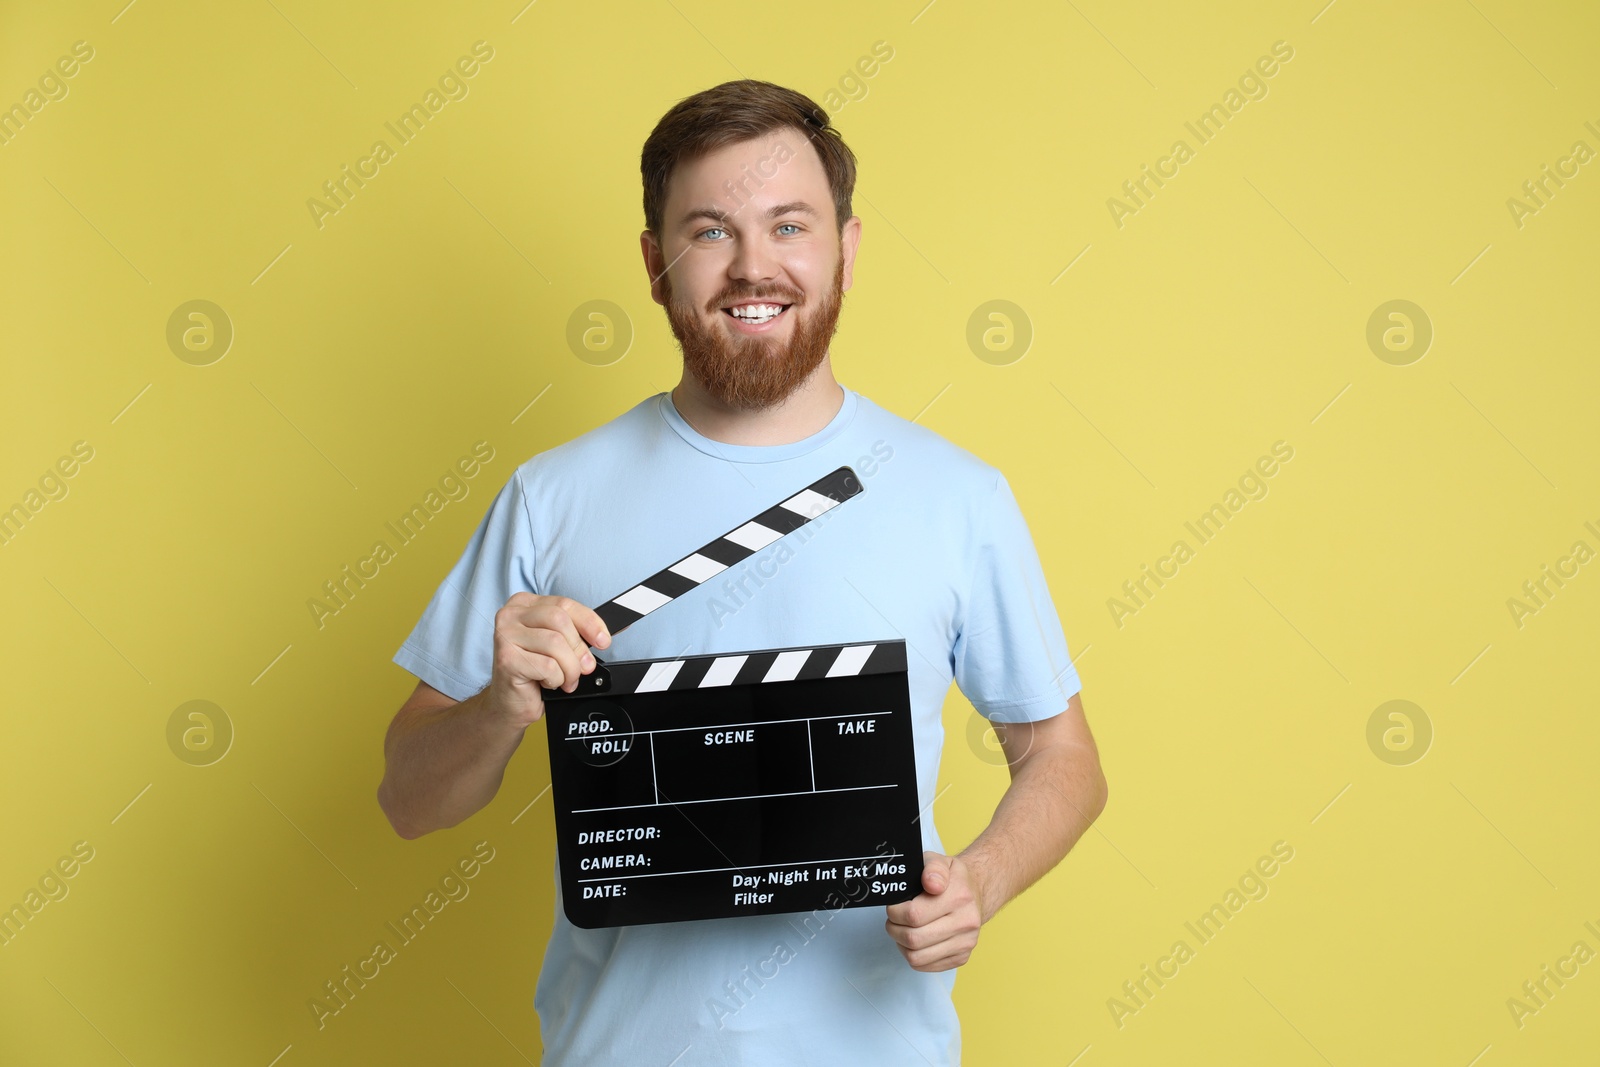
[3,0,1597,1063]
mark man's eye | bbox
[777,224,800,235]
[700,228,726,240]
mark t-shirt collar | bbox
[657,385,859,464]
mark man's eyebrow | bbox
[678,201,820,230]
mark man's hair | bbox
[640,79,857,240]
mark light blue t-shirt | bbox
[393,385,1082,1066]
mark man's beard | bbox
[662,254,845,411]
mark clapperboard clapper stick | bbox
[541,465,925,928]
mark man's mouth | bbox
[720,301,793,326]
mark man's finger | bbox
[884,896,932,928]
[535,598,597,672]
[501,596,599,666]
[885,911,965,951]
[521,627,585,692]
[496,604,569,688]
[559,597,612,651]
[920,851,951,895]
[907,947,972,973]
[497,642,565,693]
[884,885,957,930]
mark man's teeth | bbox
[728,304,786,323]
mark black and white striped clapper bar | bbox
[542,466,924,928]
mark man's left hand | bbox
[884,851,985,972]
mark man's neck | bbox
[670,361,845,446]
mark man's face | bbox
[643,130,862,410]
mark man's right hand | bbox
[489,592,612,728]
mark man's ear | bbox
[840,215,862,293]
[640,229,668,307]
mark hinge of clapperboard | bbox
[544,465,865,699]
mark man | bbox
[379,79,1107,1065]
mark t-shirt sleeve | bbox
[391,468,537,703]
[951,470,1083,723]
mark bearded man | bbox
[381,78,1107,1067]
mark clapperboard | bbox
[542,466,925,928]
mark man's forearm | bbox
[377,690,528,838]
[959,739,1108,922]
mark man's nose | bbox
[728,235,781,286]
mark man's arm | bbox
[962,692,1107,918]
[885,691,1107,971]
[378,593,611,839]
[377,681,529,840]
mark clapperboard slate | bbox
[542,466,924,928]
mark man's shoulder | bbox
[509,392,664,484]
[852,390,1002,500]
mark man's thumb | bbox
[921,852,950,894]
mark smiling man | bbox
[381,79,1107,1066]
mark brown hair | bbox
[640,79,857,240]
